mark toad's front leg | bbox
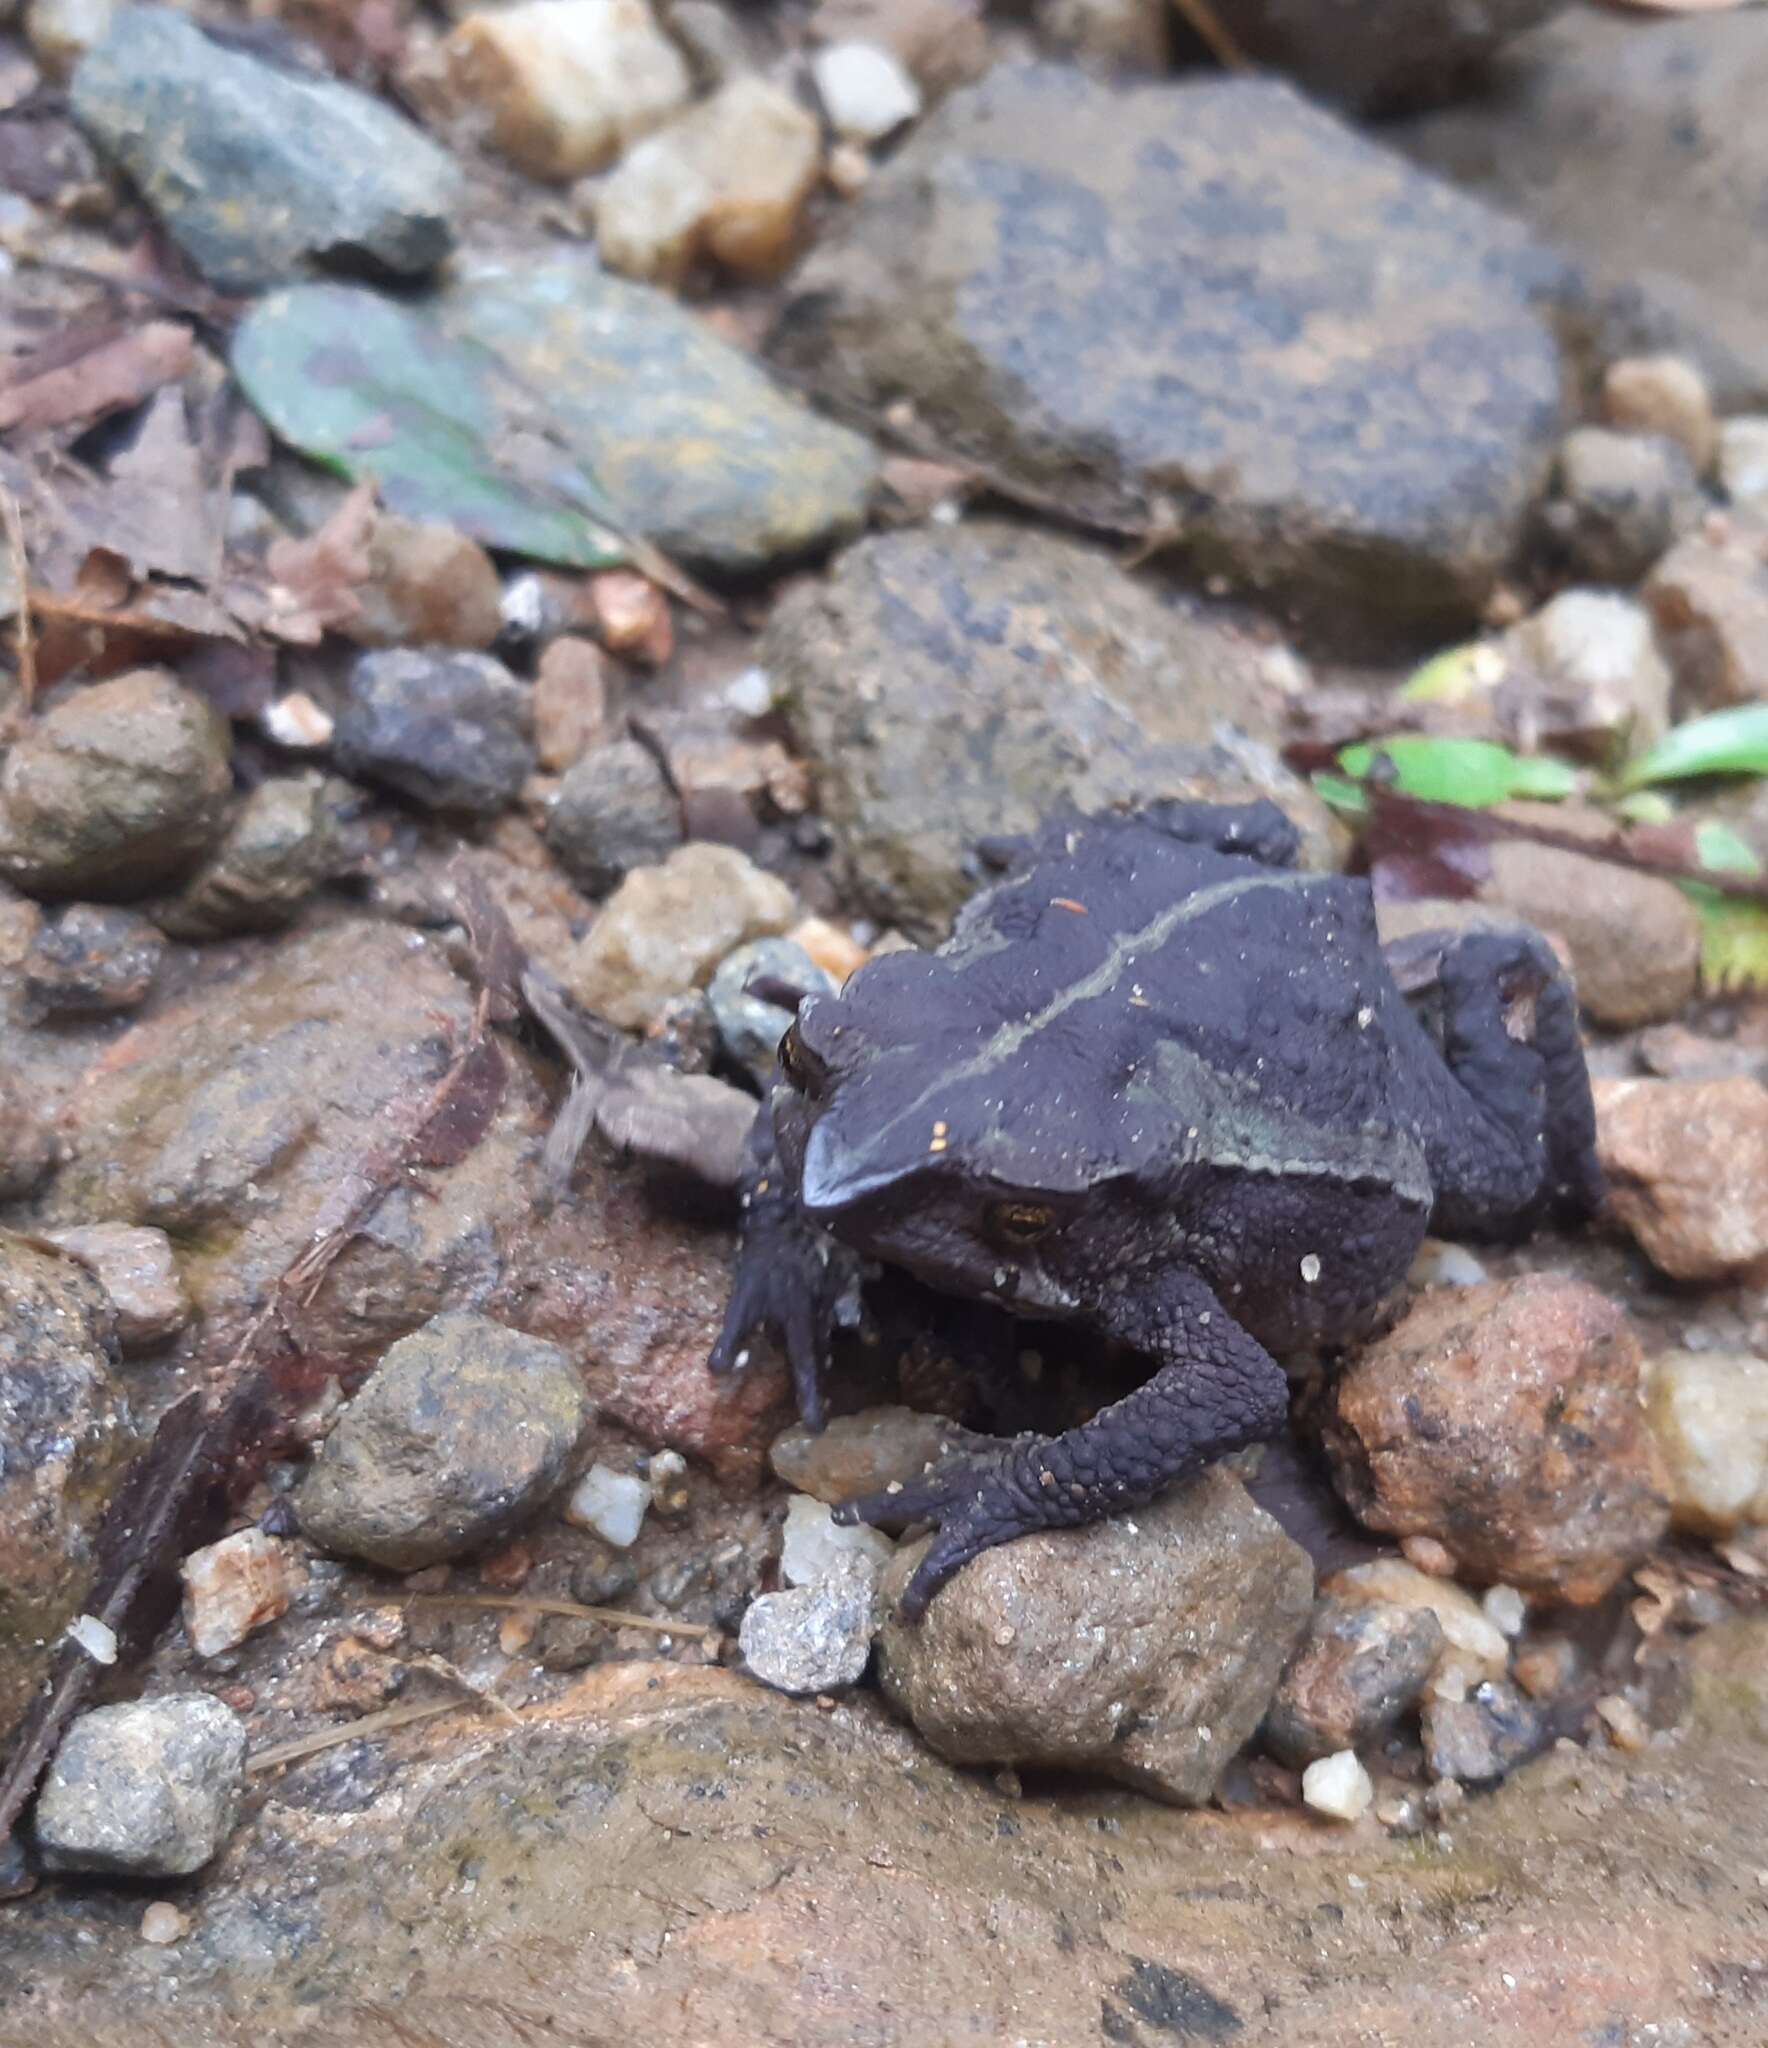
[708,1102,865,1431]
[837,1267,1291,1619]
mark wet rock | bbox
[564,1463,651,1547]
[19,903,163,1018]
[594,75,822,286]
[812,40,922,140]
[334,648,535,815]
[566,842,795,1029]
[740,1552,878,1694]
[1473,803,1701,1029]
[708,936,834,1087]
[1603,356,1718,477]
[444,0,691,182]
[34,1695,246,1877]
[876,1467,1313,1804]
[1720,419,1768,509]
[1595,1076,1768,1281]
[0,1234,133,1746]
[180,1529,300,1659]
[1500,590,1673,761]
[0,669,231,900]
[779,1492,895,1587]
[1301,1749,1374,1823]
[0,1073,57,1200]
[1538,428,1703,589]
[500,1212,786,1494]
[151,775,353,939]
[1422,1679,1544,1787]
[545,739,682,898]
[38,1223,189,1354]
[532,636,614,772]
[1325,1558,1509,1689]
[1644,517,1768,709]
[1200,0,1559,116]
[70,5,460,290]
[771,1404,991,1502]
[1325,1275,1667,1605]
[1394,10,1768,408]
[439,258,876,576]
[42,918,518,1353]
[766,521,1327,939]
[1647,1350,1768,1541]
[296,1312,591,1570]
[773,65,1571,645]
[1264,1598,1444,1769]
[14,1645,1768,2041]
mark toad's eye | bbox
[778,1023,825,1095]
[989,1201,1055,1247]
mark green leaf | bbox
[1310,770,1369,817]
[1398,641,1502,706]
[1682,884,1768,993]
[1619,703,1768,791]
[1336,736,1576,810]
[231,284,632,571]
[1693,819,1764,876]
[1611,789,1675,827]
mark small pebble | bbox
[66,1614,117,1664]
[139,1902,189,1946]
[1481,1585,1527,1638]
[645,1448,691,1515]
[1595,1692,1652,1754]
[40,1224,189,1355]
[739,1553,877,1695]
[779,1493,895,1587]
[1301,1750,1374,1823]
[181,1528,300,1659]
[1602,355,1717,475]
[1718,417,1768,508]
[812,40,922,142]
[565,1463,652,1548]
[1407,1241,1488,1290]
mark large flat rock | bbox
[772,64,1573,646]
[6,1633,1768,2045]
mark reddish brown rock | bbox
[491,1171,791,1485]
[1473,803,1701,1029]
[1263,1597,1444,1768]
[1324,1274,1668,1604]
[1645,514,1768,708]
[1595,1075,1768,1281]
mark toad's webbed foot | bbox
[708,1109,864,1431]
[838,1269,1291,1619]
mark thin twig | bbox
[246,1697,470,1774]
[401,1593,722,1642]
[1170,0,1251,67]
[0,483,35,717]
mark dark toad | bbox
[710,800,1603,1617]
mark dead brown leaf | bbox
[263,480,379,640]
[0,318,194,439]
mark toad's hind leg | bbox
[836,1267,1290,1619]
[1387,923,1603,1235]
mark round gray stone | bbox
[334,649,535,816]
[545,739,683,898]
[34,1694,247,1877]
[295,1312,592,1569]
